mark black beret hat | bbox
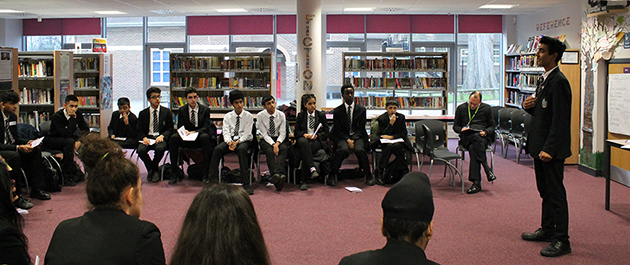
[229,90,244,104]
[382,172,434,222]
[262,95,275,105]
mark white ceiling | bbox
[0,0,580,19]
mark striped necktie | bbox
[347,105,353,134]
[152,109,159,134]
[269,115,276,137]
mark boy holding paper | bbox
[168,87,216,184]
[256,95,288,191]
[137,87,174,183]
[374,100,412,184]
[0,90,50,208]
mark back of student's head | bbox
[300,93,316,113]
[170,183,270,265]
[65,95,79,104]
[78,133,139,210]
[0,161,29,259]
[0,90,20,104]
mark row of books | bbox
[345,77,445,89]
[171,77,268,89]
[18,60,54,77]
[83,113,100,127]
[506,91,528,106]
[355,96,444,108]
[505,73,539,88]
[171,96,264,109]
[344,58,446,71]
[18,111,51,128]
[172,56,268,71]
[20,88,53,104]
[506,35,565,54]
[77,96,98,107]
[508,55,544,70]
[75,77,98,89]
[73,57,99,71]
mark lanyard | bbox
[467,104,479,127]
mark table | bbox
[604,139,630,210]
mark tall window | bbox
[150,49,170,85]
[457,33,502,106]
[276,34,298,106]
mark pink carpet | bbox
[21,141,630,264]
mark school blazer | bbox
[177,104,217,142]
[294,110,330,152]
[331,103,368,142]
[137,106,174,140]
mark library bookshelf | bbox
[72,53,113,137]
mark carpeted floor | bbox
[21,140,630,264]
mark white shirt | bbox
[3,112,10,145]
[542,66,558,81]
[257,109,286,145]
[188,104,199,127]
[223,110,254,143]
[149,106,160,136]
[63,109,71,120]
[306,111,316,135]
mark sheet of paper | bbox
[139,139,156,145]
[380,138,404,144]
[29,137,44,148]
[621,144,630,149]
[345,187,363,193]
[177,126,199,141]
[113,137,127,141]
[313,123,323,136]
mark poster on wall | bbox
[0,49,12,81]
[60,80,69,104]
[608,74,630,135]
[101,76,112,111]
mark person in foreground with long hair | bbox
[0,160,30,265]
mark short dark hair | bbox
[184,87,198,97]
[146,87,161,99]
[262,95,275,105]
[229,90,244,104]
[539,36,566,63]
[385,99,399,108]
[65,95,79,103]
[469,91,482,101]
[340,84,354,95]
[0,90,20,104]
[382,217,430,244]
[117,97,130,106]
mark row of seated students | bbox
[0,134,437,265]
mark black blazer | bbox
[452,102,495,140]
[339,239,439,265]
[294,110,330,152]
[0,220,30,265]
[107,110,138,139]
[331,103,368,142]
[48,109,90,140]
[0,112,29,151]
[177,104,217,142]
[45,209,166,265]
[524,67,572,159]
[376,112,412,150]
[137,106,174,140]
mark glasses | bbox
[149,96,160,99]
[187,95,199,99]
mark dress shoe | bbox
[327,174,337,186]
[150,171,161,183]
[365,175,375,186]
[300,182,309,191]
[30,189,51,200]
[146,170,154,182]
[269,174,280,185]
[466,182,481,194]
[541,240,571,257]
[243,185,254,195]
[275,175,287,191]
[487,171,497,182]
[169,170,179,184]
[521,228,554,242]
[310,170,319,180]
[13,197,34,210]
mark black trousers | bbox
[330,138,371,176]
[169,132,213,173]
[44,137,78,175]
[137,139,168,173]
[208,141,251,187]
[295,137,323,170]
[111,137,138,149]
[259,138,287,176]
[378,142,406,170]
[0,148,45,195]
[459,133,491,182]
[534,158,569,243]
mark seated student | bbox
[108,97,139,149]
[45,134,166,265]
[329,84,374,186]
[170,183,270,265]
[256,95,288,191]
[374,100,412,184]
[137,87,174,183]
[207,90,255,195]
[339,172,438,265]
[0,91,51,209]
[168,87,216,184]
[0,161,31,265]
[43,94,89,186]
[294,93,330,191]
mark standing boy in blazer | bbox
[168,87,216,184]
[108,97,138,149]
[521,36,572,257]
[137,87,174,183]
[329,84,374,186]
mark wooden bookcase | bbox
[342,52,448,114]
[17,50,73,129]
[72,53,113,137]
[169,52,272,114]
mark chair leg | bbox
[429,159,434,177]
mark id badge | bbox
[542,98,548,108]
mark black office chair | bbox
[415,120,465,193]
[38,120,65,185]
[505,109,527,160]
[497,108,516,156]
[218,124,258,185]
[490,105,504,150]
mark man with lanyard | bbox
[453,91,496,194]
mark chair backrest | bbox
[415,119,446,149]
[421,124,435,156]
[498,108,515,133]
[39,120,52,137]
[523,112,533,137]
[510,109,527,136]
[491,106,503,130]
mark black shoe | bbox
[521,228,554,242]
[269,174,280,185]
[310,170,319,180]
[30,189,51,200]
[169,170,179,184]
[300,182,309,191]
[13,197,34,210]
[541,240,571,257]
[146,170,154,182]
[365,174,375,186]
[150,171,161,183]
[487,171,497,182]
[64,176,76,187]
[74,169,85,183]
[243,185,254,195]
[466,182,481,194]
[202,177,210,184]
[327,174,337,186]
[275,175,287,191]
